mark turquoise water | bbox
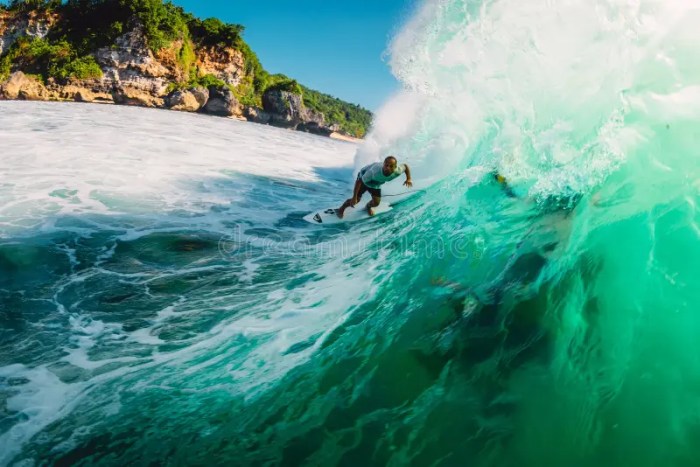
[3,0,700,465]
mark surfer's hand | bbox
[404,178,413,188]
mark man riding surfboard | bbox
[337,156,413,218]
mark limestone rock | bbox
[243,106,272,124]
[56,84,113,103]
[196,46,245,87]
[95,24,171,97]
[202,87,240,116]
[190,87,209,108]
[0,71,49,100]
[302,108,325,126]
[262,89,305,128]
[154,39,188,82]
[296,121,333,137]
[112,86,164,107]
[167,87,209,112]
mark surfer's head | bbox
[383,156,398,175]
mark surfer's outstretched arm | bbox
[403,164,413,187]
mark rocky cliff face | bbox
[96,25,171,95]
[0,9,57,55]
[196,45,245,87]
[0,11,345,137]
[261,88,334,136]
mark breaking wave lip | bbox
[339,0,700,462]
[370,0,700,202]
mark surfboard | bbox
[303,203,393,225]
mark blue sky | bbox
[173,0,415,111]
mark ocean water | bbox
[2,0,700,465]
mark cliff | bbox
[0,0,372,138]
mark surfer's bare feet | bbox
[366,203,375,216]
[337,207,345,219]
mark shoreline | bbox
[329,132,363,144]
[0,71,367,143]
[0,96,365,142]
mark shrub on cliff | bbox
[50,1,133,54]
[186,16,243,47]
[265,75,303,96]
[176,37,196,78]
[0,56,11,81]
[53,55,102,79]
[5,0,61,13]
[48,0,187,54]
[1,37,102,82]
[193,73,226,89]
[125,0,188,51]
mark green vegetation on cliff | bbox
[1,37,103,81]
[302,85,373,138]
[1,0,373,136]
[265,75,303,96]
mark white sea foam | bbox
[0,100,417,463]
[0,102,357,239]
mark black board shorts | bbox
[357,173,381,197]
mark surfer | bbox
[337,156,413,218]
